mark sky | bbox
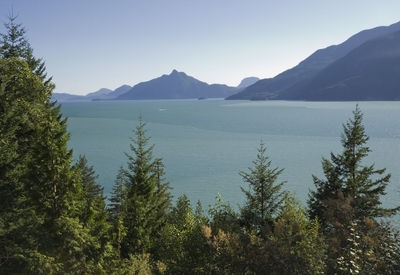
[1,0,400,95]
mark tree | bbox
[0,20,110,272]
[207,195,326,274]
[111,118,171,258]
[0,15,49,83]
[308,105,399,273]
[208,193,240,235]
[0,57,59,273]
[265,195,327,274]
[74,155,112,269]
[309,105,398,223]
[239,142,286,233]
[108,167,128,259]
[156,195,212,274]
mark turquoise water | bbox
[61,100,400,213]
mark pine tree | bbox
[0,22,110,272]
[239,142,286,233]
[74,155,112,268]
[108,167,127,259]
[0,58,57,273]
[308,105,399,273]
[266,195,327,274]
[75,155,105,223]
[0,15,49,83]
[309,105,398,223]
[156,195,211,274]
[112,118,171,258]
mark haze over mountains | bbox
[117,70,239,100]
[53,21,400,102]
[229,21,400,101]
[279,30,400,100]
[52,85,132,102]
[53,71,251,102]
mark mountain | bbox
[117,70,238,100]
[52,85,132,102]
[228,21,400,100]
[278,30,400,101]
[51,93,85,102]
[237,77,260,89]
[111,85,132,98]
[90,85,132,100]
[86,88,113,99]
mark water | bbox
[60,100,400,213]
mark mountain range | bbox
[52,85,132,102]
[52,71,252,102]
[118,70,241,100]
[228,21,400,100]
[53,21,400,102]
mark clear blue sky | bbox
[1,0,399,95]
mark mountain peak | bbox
[237,77,260,89]
[117,70,237,100]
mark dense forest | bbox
[1,18,400,274]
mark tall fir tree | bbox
[74,155,112,269]
[309,105,398,223]
[108,167,127,260]
[308,105,399,273]
[0,18,110,273]
[0,15,49,84]
[111,118,171,258]
[239,142,286,233]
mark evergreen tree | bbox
[0,20,110,272]
[209,193,240,235]
[0,58,58,273]
[156,195,211,274]
[308,105,399,273]
[0,15,49,83]
[108,167,127,259]
[75,155,106,223]
[74,155,112,269]
[265,195,327,274]
[112,118,171,258]
[309,105,398,224]
[239,142,286,233]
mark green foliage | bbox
[266,195,326,274]
[74,155,113,271]
[0,57,57,273]
[108,167,128,259]
[108,254,152,275]
[207,196,326,274]
[0,21,112,272]
[155,195,211,274]
[208,193,240,235]
[0,15,49,83]
[2,20,399,274]
[309,105,398,224]
[308,105,400,273]
[240,142,286,233]
[110,118,171,259]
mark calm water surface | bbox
[60,100,400,215]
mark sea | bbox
[60,100,400,216]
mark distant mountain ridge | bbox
[278,30,400,100]
[237,77,260,89]
[228,21,400,100]
[52,85,132,102]
[117,70,238,100]
[52,73,256,102]
[53,20,400,103]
